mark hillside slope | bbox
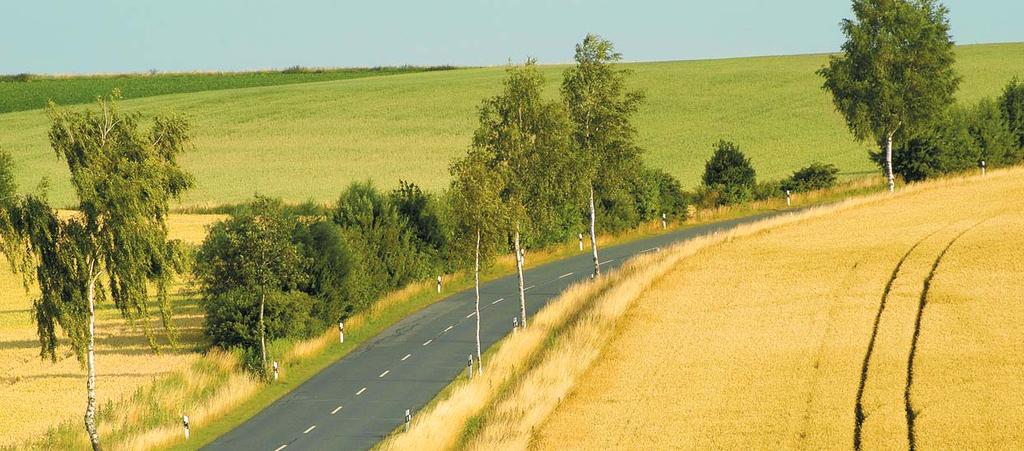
[532,169,1024,449]
[0,43,1021,207]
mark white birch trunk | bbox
[474,229,483,374]
[259,291,267,372]
[589,185,600,277]
[886,132,896,192]
[513,225,527,327]
[85,266,101,451]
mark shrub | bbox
[390,181,450,271]
[702,140,756,205]
[293,220,375,322]
[782,162,840,193]
[1000,77,1024,150]
[203,288,318,351]
[753,180,784,201]
[970,98,1023,166]
[880,111,976,182]
[647,168,690,220]
[333,181,426,288]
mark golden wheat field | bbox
[0,214,222,448]
[529,169,1024,450]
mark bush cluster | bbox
[195,182,452,352]
[881,79,1024,182]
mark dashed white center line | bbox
[491,298,504,305]
[422,339,432,346]
[331,405,343,415]
[558,272,574,279]
[443,325,454,332]
[379,370,390,378]
[524,285,535,291]
[466,312,476,318]
[402,353,411,361]
[274,445,288,451]
[356,387,367,396]
[600,259,614,265]
[303,425,316,434]
[640,247,660,254]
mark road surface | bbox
[205,211,783,451]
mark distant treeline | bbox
[0,65,458,114]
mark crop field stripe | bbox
[904,219,989,451]
[853,226,946,451]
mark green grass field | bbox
[0,66,452,114]
[0,43,1021,208]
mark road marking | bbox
[274,446,287,451]
[356,387,367,395]
[466,312,476,318]
[379,370,390,378]
[423,339,432,346]
[639,247,660,254]
[402,353,411,361]
[524,285,535,291]
[600,259,614,265]
[558,272,574,279]
[491,298,504,304]
[303,425,316,434]
[443,325,454,332]
[331,405,343,415]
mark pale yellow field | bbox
[531,170,1024,449]
[0,214,222,448]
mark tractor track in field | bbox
[853,227,945,450]
[904,219,988,451]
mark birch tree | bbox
[4,94,193,450]
[449,147,505,374]
[472,59,574,327]
[818,0,959,192]
[562,34,644,277]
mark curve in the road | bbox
[205,211,785,451]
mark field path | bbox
[855,224,964,450]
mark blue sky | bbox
[2,0,1021,74]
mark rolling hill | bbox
[0,43,1021,208]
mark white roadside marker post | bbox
[661,213,667,230]
[272,361,279,382]
[785,189,792,208]
[338,320,345,344]
[513,316,519,332]
[404,409,412,432]
[437,275,442,293]
[981,160,986,176]
[182,415,190,440]
[467,354,474,380]
[578,233,584,252]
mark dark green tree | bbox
[782,162,840,193]
[818,0,960,192]
[702,140,757,205]
[2,94,192,450]
[967,98,1021,167]
[194,196,307,373]
[562,34,645,277]
[999,77,1024,150]
[333,181,425,289]
[472,59,577,327]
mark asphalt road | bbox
[205,211,784,451]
